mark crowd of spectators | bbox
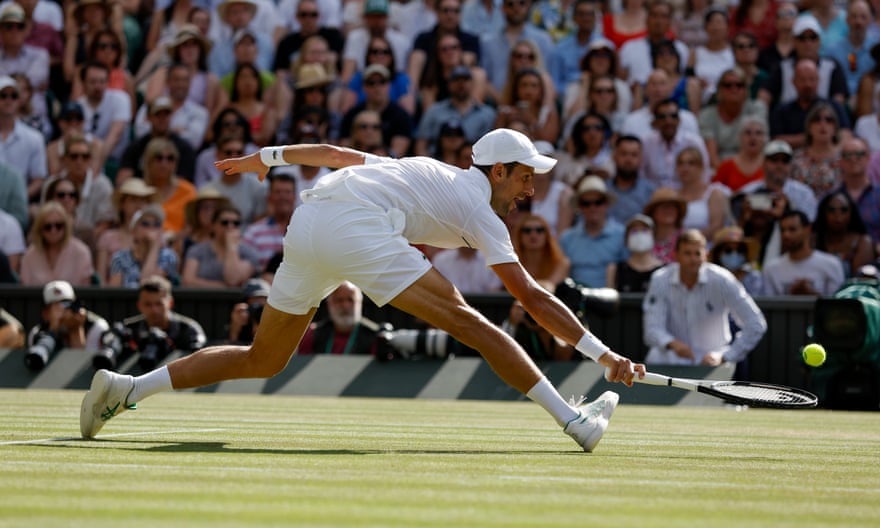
[2,0,880,369]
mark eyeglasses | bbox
[152,154,177,162]
[138,219,162,228]
[0,22,25,31]
[721,82,746,89]
[223,149,244,156]
[719,246,744,255]
[221,120,241,128]
[42,222,65,232]
[67,152,91,160]
[796,33,819,42]
[364,79,388,87]
[54,191,79,199]
[368,48,392,55]
[591,87,615,94]
[521,226,546,235]
[356,123,382,130]
[439,7,460,14]
[734,43,756,50]
[826,206,850,214]
[578,198,607,208]
[97,42,120,50]
[741,128,765,136]
[440,44,460,52]
[505,0,528,7]
[654,112,679,120]
[582,123,604,132]
[0,91,18,100]
[297,11,319,17]
[512,52,535,60]
[218,219,242,227]
[841,150,867,160]
[766,155,791,164]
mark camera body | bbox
[92,323,134,371]
[378,327,451,360]
[137,327,172,370]
[24,330,58,371]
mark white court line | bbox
[0,428,226,446]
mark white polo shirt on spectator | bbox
[0,119,47,186]
[640,128,709,190]
[78,89,132,161]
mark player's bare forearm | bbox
[214,144,373,181]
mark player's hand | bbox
[599,351,645,387]
[215,152,270,181]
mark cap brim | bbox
[520,154,557,174]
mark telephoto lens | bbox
[24,332,57,371]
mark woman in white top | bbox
[676,147,729,242]
[689,7,735,109]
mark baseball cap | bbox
[793,15,821,38]
[364,0,389,15]
[763,139,793,158]
[363,64,390,80]
[626,213,654,230]
[587,37,615,53]
[130,203,166,230]
[59,102,85,120]
[43,280,75,305]
[0,75,17,93]
[0,3,25,24]
[471,129,557,174]
[149,96,173,115]
[232,27,257,46]
[449,65,472,80]
[242,278,270,299]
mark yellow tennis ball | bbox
[803,343,827,367]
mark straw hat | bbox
[112,178,158,209]
[295,63,335,90]
[184,187,232,228]
[166,24,212,55]
[643,187,687,219]
[710,226,759,265]
[216,0,257,20]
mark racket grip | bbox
[604,368,669,386]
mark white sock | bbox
[127,366,173,404]
[526,377,579,427]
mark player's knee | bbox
[242,345,290,378]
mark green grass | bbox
[1,390,879,527]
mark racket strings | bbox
[714,383,816,405]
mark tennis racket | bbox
[620,370,818,409]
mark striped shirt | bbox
[242,217,286,269]
[642,262,767,365]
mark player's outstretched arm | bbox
[492,262,644,386]
[214,144,375,181]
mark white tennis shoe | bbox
[80,370,136,438]
[563,390,619,452]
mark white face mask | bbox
[627,231,654,253]
[720,251,747,271]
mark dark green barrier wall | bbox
[0,287,814,389]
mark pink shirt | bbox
[19,238,95,286]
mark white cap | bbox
[763,139,793,158]
[0,75,17,93]
[43,280,75,305]
[793,15,822,38]
[471,129,557,174]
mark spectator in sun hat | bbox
[0,2,49,92]
[559,175,626,287]
[208,0,276,78]
[95,178,159,284]
[642,187,687,264]
[709,225,763,295]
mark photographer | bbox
[95,276,206,371]
[25,281,110,371]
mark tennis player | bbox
[81,129,645,451]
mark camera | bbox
[377,327,451,360]
[92,323,132,371]
[138,327,171,370]
[554,278,620,324]
[25,331,58,371]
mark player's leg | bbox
[388,268,618,451]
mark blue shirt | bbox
[347,71,411,109]
[559,218,626,288]
[208,32,274,78]
[109,248,179,288]
[826,36,878,96]
[415,99,497,152]
[461,0,505,37]
[607,176,657,226]
[548,33,594,93]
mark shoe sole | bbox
[80,370,113,439]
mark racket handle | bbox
[604,368,670,386]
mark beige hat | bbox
[710,226,759,264]
[295,63,335,90]
[184,187,232,228]
[216,0,257,19]
[576,175,616,204]
[166,24,212,54]
[113,178,158,209]
[643,187,687,219]
[0,2,25,24]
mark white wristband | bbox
[260,146,287,167]
[575,333,610,362]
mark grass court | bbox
[1,389,878,527]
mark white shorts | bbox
[267,201,433,314]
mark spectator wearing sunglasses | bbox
[203,134,267,225]
[559,175,625,287]
[181,204,260,288]
[273,0,344,77]
[825,1,877,108]
[108,204,179,288]
[20,201,94,286]
[0,2,49,95]
[46,102,105,177]
[340,0,411,86]
[639,98,710,190]
[339,64,412,157]
[118,96,197,186]
[0,74,45,202]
